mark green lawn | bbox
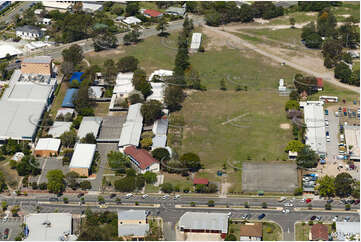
[262,222,282,241]
[145,184,160,193]
[163,173,194,192]
[244,28,302,46]
[332,2,360,21]
[308,81,360,104]
[0,158,21,190]
[269,12,317,25]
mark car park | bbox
[258,214,266,220]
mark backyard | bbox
[295,223,334,241]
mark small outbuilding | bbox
[77,116,103,140]
[310,224,328,241]
[193,178,209,186]
[34,138,61,157]
[69,143,96,177]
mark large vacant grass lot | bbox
[173,89,293,170]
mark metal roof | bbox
[126,103,143,123]
[303,101,326,154]
[152,135,167,149]
[77,116,103,139]
[344,125,360,160]
[179,212,229,233]
[35,138,61,151]
[165,7,185,15]
[123,16,142,25]
[89,86,103,98]
[70,72,84,83]
[23,56,52,64]
[147,82,165,103]
[48,122,72,138]
[119,104,143,147]
[113,72,134,95]
[117,209,147,220]
[336,222,360,241]
[152,118,168,136]
[16,25,42,34]
[118,224,149,237]
[190,33,202,50]
[24,213,74,241]
[69,143,96,169]
[0,44,23,59]
[148,69,173,82]
[6,82,52,103]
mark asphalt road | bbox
[0,2,34,23]
[25,15,205,59]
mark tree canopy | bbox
[296,145,319,168]
[46,169,66,194]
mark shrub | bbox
[190,202,196,207]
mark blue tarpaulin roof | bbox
[62,88,78,108]
[70,72,84,83]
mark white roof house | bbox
[147,82,165,103]
[152,117,168,150]
[336,222,360,241]
[42,18,51,25]
[113,72,134,96]
[35,138,61,152]
[178,212,229,234]
[190,32,202,52]
[48,122,72,138]
[122,16,142,25]
[89,86,104,99]
[0,44,23,59]
[41,1,73,11]
[25,41,51,51]
[117,210,149,237]
[302,101,326,155]
[118,103,143,148]
[82,2,103,13]
[77,117,103,139]
[56,108,75,118]
[24,213,76,241]
[69,143,96,169]
[148,69,173,82]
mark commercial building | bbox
[62,88,78,108]
[165,6,186,16]
[69,143,96,177]
[239,223,262,241]
[310,224,328,241]
[336,222,360,241]
[77,116,102,140]
[117,210,149,240]
[344,125,360,161]
[41,1,73,12]
[0,69,56,142]
[190,33,202,52]
[34,138,61,157]
[0,44,23,59]
[301,101,326,155]
[151,117,168,150]
[24,213,76,241]
[16,25,43,40]
[21,56,53,76]
[48,122,72,138]
[124,146,160,174]
[178,212,229,239]
[118,103,143,149]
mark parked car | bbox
[162,195,169,200]
[110,193,116,199]
[332,216,338,222]
[77,193,84,198]
[282,209,290,214]
[306,198,312,204]
[326,131,329,137]
[142,194,149,199]
[258,213,266,220]
[242,214,249,220]
[355,200,360,205]
[325,109,328,115]
[315,216,321,221]
[125,193,133,199]
[325,120,329,127]
[327,199,333,203]
[174,195,180,200]
[344,216,351,222]
[3,228,8,239]
[310,216,316,221]
[49,197,59,202]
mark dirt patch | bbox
[254,18,270,24]
[202,27,233,51]
[280,123,291,130]
[85,47,125,58]
[340,14,351,18]
[306,12,317,16]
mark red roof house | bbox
[143,9,163,18]
[311,224,328,241]
[316,78,323,91]
[124,146,160,173]
[193,178,209,185]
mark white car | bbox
[142,194,149,199]
[332,216,338,222]
[125,193,133,198]
[325,121,329,127]
[162,195,169,200]
[326,137,331,142]
[174,195,180,200]
[284,203,293,207]
[282,209,290,214]
[227,212,232,217]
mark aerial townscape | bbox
[0,0,360,241]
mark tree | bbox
[180,153,202,172]
[60,61,74,77]
[350,69,360,86]
[46,169,65,194]
[161,183,173,193]
[73,85,93,116]
[317,9,337,37]
[144,171,157,184]
[301,21,317,40]
[207,200,215,207]
[136,174,145,189]
[93,28,118,51]
[294,187,303,196]
[345,204,351,211]
[325,203,331,210]
[60,130,77,148]
[285,100,300,111]
[140,137,152,149]
[117,56,139,73]
[11,205,20,217]
[107,151,129,173]
[152,148,170,161]
[65,171,79,190]
[225,234,237,241]
[156,17,169,35]
[98,195,105,204]
[39,183,47,190]
[285,140,304,153]
[1,201,7,211]
[296,145,319,168]
[141,100,163,125]
[62,44,83,66]
[205,9,221,26]
[123,29,141,44]
[352,181,360,198]
[304,32,322,48]
[290,17,296,28]
[334,62,352,83]
[334,172,353,197]
[132,69,152,98]
[262,202,267,208]
[63,197,69,204]
[80,132,96,144]
[80,180,92,190]
[164,86,185,111]
[338,23,360,48]
[114,176,136,192]
[125,2,139,16]
[16,156,41,176]
[220,80,226,90]
[128,91,144,104]
[289,90,299,101]
[316,175,335,197]
[322,39,343,62]
[0,171,6,192]
[239,4,255,23]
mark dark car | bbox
[77,193,84,198]
[110,193,116,199]
[49,197,59,202]
[355,200,360,205]
[258,213,266,220]
[310,216,317,221]
[327,199,333,203]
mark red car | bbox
[306,198,312,203]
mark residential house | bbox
[16,25,43,40]
[193,178,209,186]
[239,223,263,241]
[122,16,142,25]
[124,146,160,174]
[143,9,163,18]
[165,6,186,16]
